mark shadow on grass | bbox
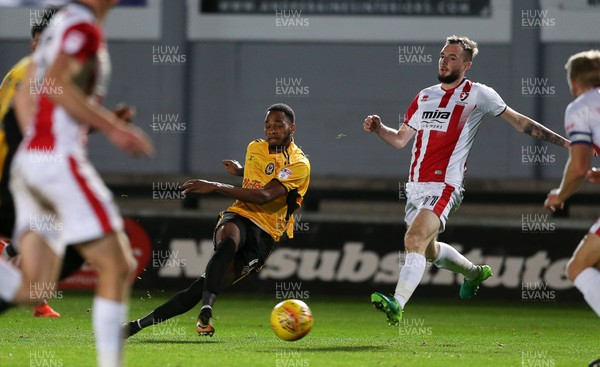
[258,345,387,353]
[130,339,223,344]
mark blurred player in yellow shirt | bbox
[126,103,310,337]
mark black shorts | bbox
[0,108,22,237]
[214,212,275,281]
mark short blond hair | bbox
[565,50,600,88]
[445,35,479,61]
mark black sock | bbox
[0,298,12,315]
[147,277,205,325]
[200,238,237,317]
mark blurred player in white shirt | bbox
[364,35,569,326]
[544,50,600,318]
[0,1,153,367]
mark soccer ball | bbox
[270,299,313,341]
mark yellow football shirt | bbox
[227,139,310,242]
[0,56,31,183]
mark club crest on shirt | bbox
[278,168,292,180]
[265,163,275,175]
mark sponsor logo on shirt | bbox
[420,110,450,131]
[278,168,293,180]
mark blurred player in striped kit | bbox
[544,50,600,320]
[0,1,153,367]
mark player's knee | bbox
[404,232,427,253]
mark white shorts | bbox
[404,182,463,232]
[9,150,123,256]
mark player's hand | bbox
[363,115,382,132]
[107,124,154,157]
[223,159,242,176]
[587,167,600,183]
[543,188,564,212]
[114,103,136,124]
[179,179,218,194]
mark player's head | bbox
[438,35,478,84]
[564,50,600,97]
[78,0,120,20]
[264,103,296,149]
[30,8,58,51]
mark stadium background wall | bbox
[58,213,591,303]
[0,0,599,180]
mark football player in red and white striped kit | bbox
[364,35,569,326]
[0,1,153,366]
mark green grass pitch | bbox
[0,291,598,366]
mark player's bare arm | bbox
[364,114,415,149]
[500,107,569,149]
[43,53,154,157]
[180,178,286,205]
[13,63,37,133]
[223,160,244,176]
[544,143,592,211]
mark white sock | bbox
[394,252,426,309]
[433,242,479,280]
[93,297,127,367]
[573,268,600,317]
[0,261,22,302]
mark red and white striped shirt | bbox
[404,79,506,188]
[25,2,110,156]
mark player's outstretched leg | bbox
[371,292,402,326]
[125,277,204,338]
[195,237,237,336]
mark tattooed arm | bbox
[499,107,570,149]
